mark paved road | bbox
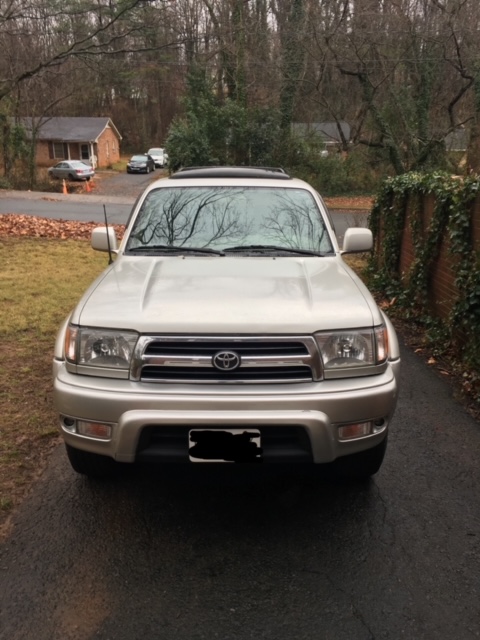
[0,188,135,225]
[1,343,480,639]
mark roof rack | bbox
[170,166,291,180]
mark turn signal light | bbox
[338,422,372,440]
[77,421,112,440]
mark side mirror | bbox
[342,227,373,253]
[91,226,118,253]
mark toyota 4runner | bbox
[53,167,400,480]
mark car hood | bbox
[73,256,381,333]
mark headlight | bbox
[65,326,138,369]
[314,326,388,370]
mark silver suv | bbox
[53,167,400,479]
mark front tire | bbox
[65,444,118,479]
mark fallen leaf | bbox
[0,214,124,241]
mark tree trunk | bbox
[467,65,480,174]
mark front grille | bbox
[144,340,309,358]
[131,336,322,384]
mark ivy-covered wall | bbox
[369,172,480,369]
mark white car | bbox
[147,147,168,168]
[53,167,400,480]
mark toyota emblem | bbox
[212,350,241,371]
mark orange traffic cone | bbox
[62,179,68,195]
[85,180,91,193]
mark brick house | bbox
[17,117,122,169]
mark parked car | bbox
[53,166,400,480]
[126,154,155,174]
[48,160,95,181]
[147,148,168,168]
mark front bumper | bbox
[53,360,399,464]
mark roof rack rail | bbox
[170,166,291,180]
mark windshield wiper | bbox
[127,244,225,256]
[223,244,327,256]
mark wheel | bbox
[328,437,387,481]
[65,444,118,479]
[68,173,75,181]
[145,166,150,173]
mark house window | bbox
[81,145,89,160]
[53,142,65,158]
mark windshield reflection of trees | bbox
[262,192,332,253]
[127,187,331,252]
[129,188,245,248]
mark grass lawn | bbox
[0,237,108,534]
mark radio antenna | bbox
[103,204,113,265]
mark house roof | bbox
[16,117,122,142]
[292,121,351,144]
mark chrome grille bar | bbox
[131,335,322,383]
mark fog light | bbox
[77,420,113,440]
[61,416,76,433]
[338,421,372,440]
[373,418,386,433]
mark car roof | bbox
[170,166,291,180]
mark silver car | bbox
[48,160,95,181]
[53,166,400,480]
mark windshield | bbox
[125,186,334,255]
[148,149,163,155]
